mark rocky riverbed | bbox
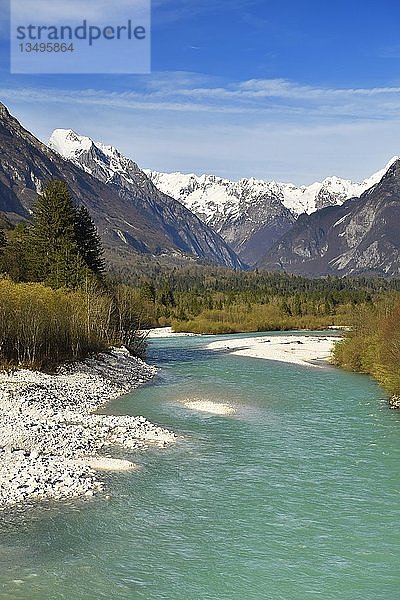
[389,395,400,409]
[0,348,176,509]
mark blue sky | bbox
[2,0,400,182]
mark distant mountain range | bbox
[146,161,397,264]
[1,100,399,278]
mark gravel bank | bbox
[207,334,340,368]
[143,327,196,338]
[0,348,175,509]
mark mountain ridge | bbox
[48,125,400,273]
[144,158,397,264]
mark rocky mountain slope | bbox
[3,101,398,278]
[146,162,396,264]
[259,160,400,277]
[48,127,242,268]
[0,103,242,271]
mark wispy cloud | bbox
[2,73,400,183]
[377,43,400,59]
[0,85,260,115]
[152,0,259,26]
[2,75,400,121]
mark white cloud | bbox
[3,75,400,122]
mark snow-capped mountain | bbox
[48,128,243,269]
[49,125,399,269]
[145,163,397,219]
[145,161,398,264]
[3,105,400,277]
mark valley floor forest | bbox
[0,180,399,400]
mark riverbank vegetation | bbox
[333,295,400,398]
[0,181,146,370]
[0,278,148,370]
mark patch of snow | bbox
[116,230,127,244]
[333,214,350,228]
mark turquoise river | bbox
[0,332,399,599]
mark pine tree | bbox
[74,205,105,275]
[139,280,156,303]
[31,180,87,288]
[0,222,33,281]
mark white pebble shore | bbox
[0,348,176,509]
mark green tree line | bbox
[130,269,399,335]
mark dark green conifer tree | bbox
[139,280,156,303]
[74,205,105,275]
[31,180,87,288]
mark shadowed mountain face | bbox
[258,161,400,277]
[0,104,243,270]
[217,195,295,264]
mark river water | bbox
[0,332,399,599]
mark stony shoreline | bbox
[0,348,176,510]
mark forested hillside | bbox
[124,267,400,334]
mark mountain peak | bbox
[49,129,133,178]
[0,102,10,118]
[49,128,94,159]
